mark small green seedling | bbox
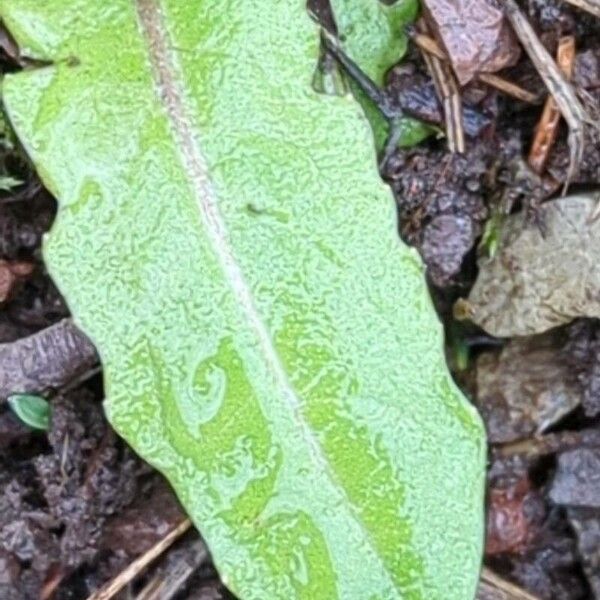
[7,394,51,431]
[480,209,506,259]
[0,175,23,191]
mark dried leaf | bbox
[460,194,600,337]
[0,259,33,303]
[476,333,580,443]
[485,476,539,556]
[422,0,520,85]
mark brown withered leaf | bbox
[476,333,579,443]
[0,260,34,303]
[422,0,520,85]
[485,476,541,556]
[459,194,600,337]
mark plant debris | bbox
[421,0,521,85]
[0,259,33,303]
[86,519,192,600]
[476,332,580,443]
[503,0,592,187]
[0,319,97,401]
[457,194,600,337]
[134,537,208,600]
[562,0,600,18]
[486,475,543,555]
[409,31,540,103]
[417,19,465,152]
[528,36,576,174]
[477,567,542,599]
[495,428,600,460]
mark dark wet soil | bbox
[1,0,600,598]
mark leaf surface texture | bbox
[1,1,485,598]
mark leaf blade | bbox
[7,393,50,430]
[1,1,485,598]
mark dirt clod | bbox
[563,320,600,417]
[568,508,600,598]
[550,448,600,507]
[101,482,186,558]
[34,393,138,568]
[384,143,491,285]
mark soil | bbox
[1,0,600,598]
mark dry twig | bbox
[477,567,541,600]
[528,36,576,173]
[320,29,390,115]
[495,430,600,459]
[86,518,192,600]
[502,0,590,188]
[135,538,208,600]
[417,22,465,153]
[410,32,540,104]
[561,0,600,17]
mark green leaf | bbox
[397,118,440,148]
[329,0,433,149]
[480,208,506,259]
[1,2,485,599]
[7,393,51,430]
[0,174,23,191]
[331,0,418,87]
[0,109,16,150]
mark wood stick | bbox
[410,33,540,104]
[528,36,576,173]
[494,429,600,459]
[320,28,393,117]
[417,22,465,153]
[479,73,540,104]
[478,567,541,600]
[135,538,208,600]
[502,0,590,188]
[561,0,600,17]
[86,519,192,600]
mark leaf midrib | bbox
[135,0,403,592]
